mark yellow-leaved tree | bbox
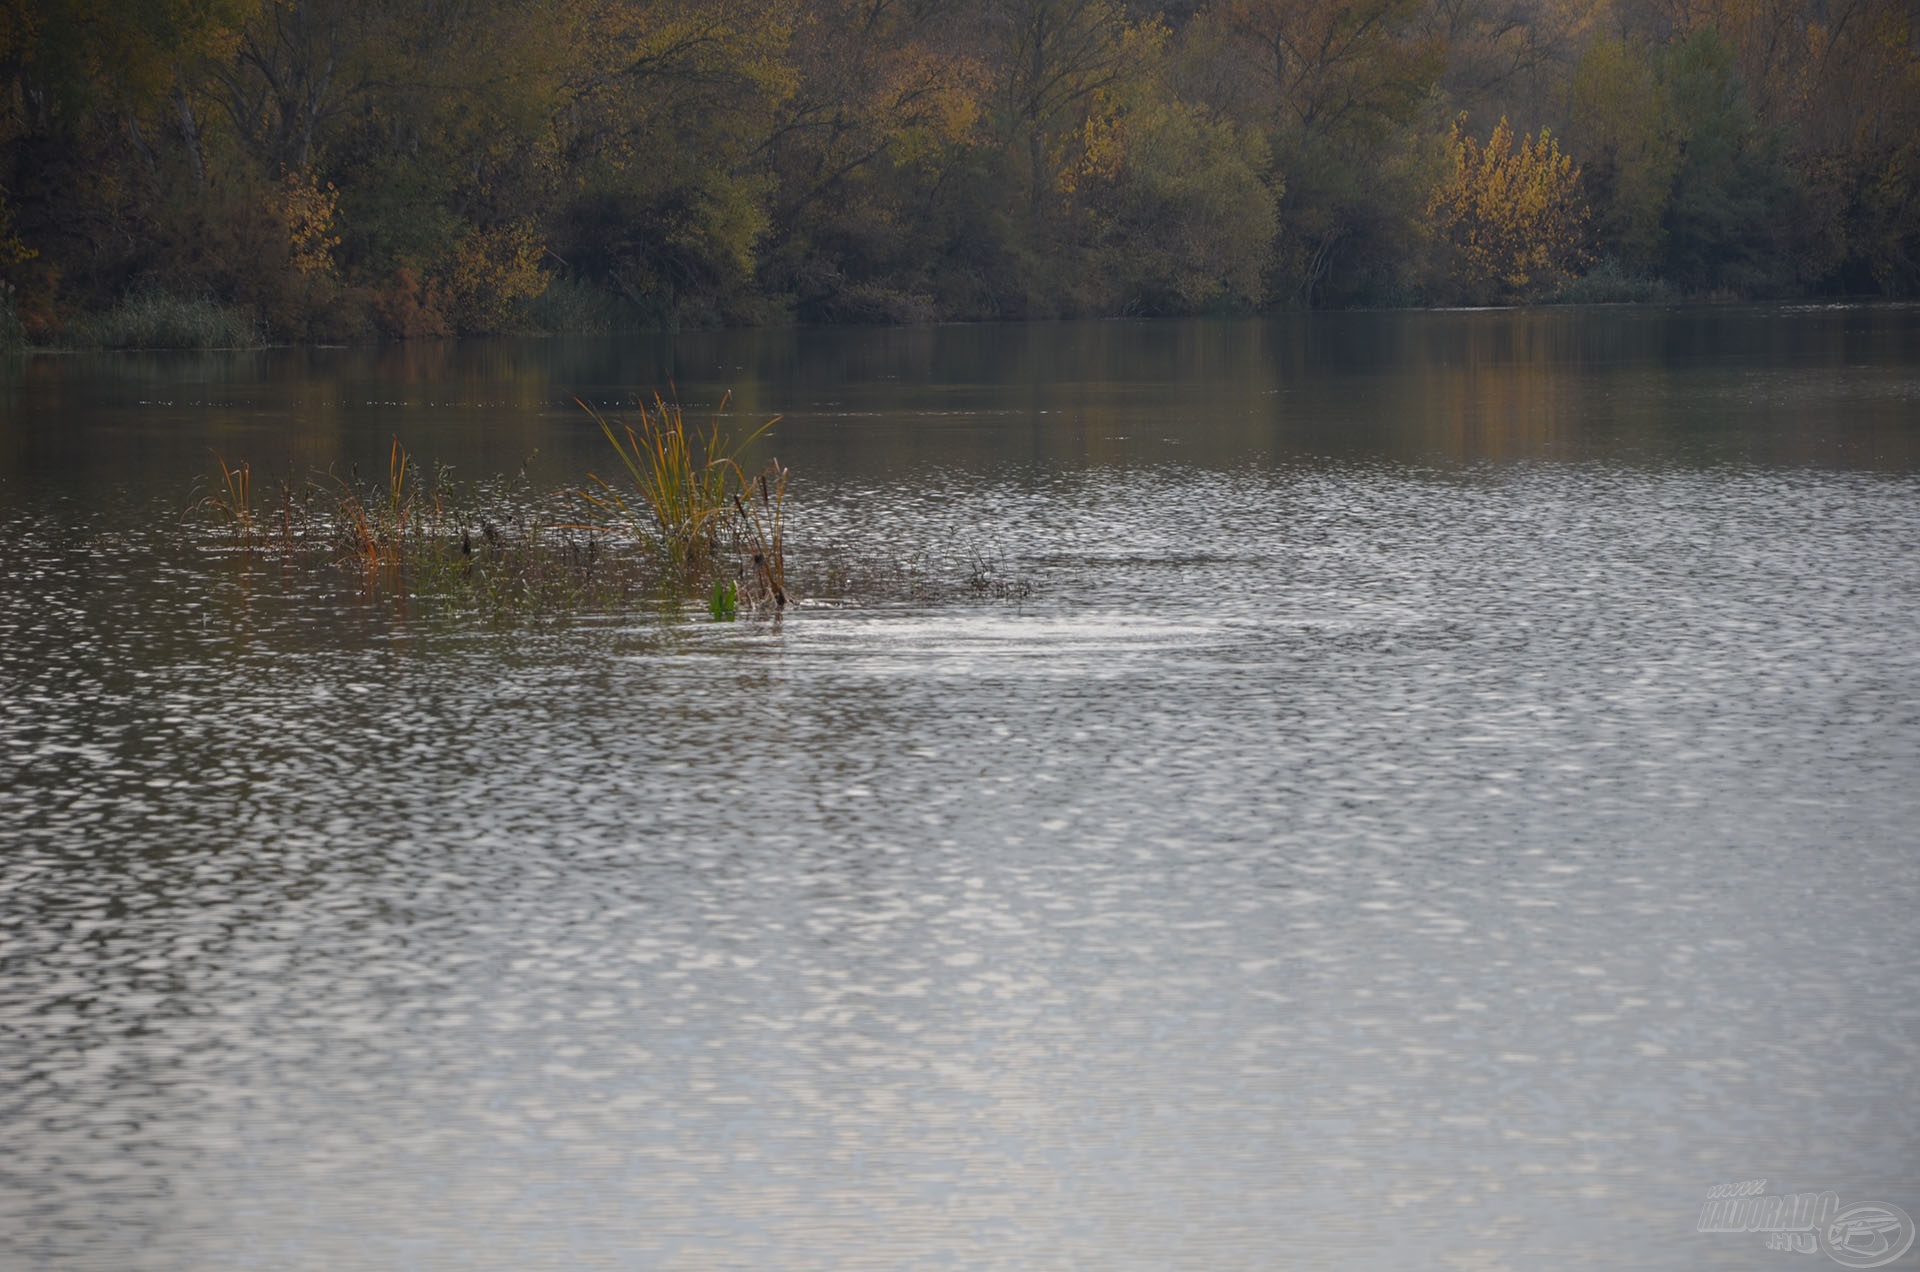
[1427,115,1591,303]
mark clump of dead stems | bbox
[194,453,255,542]
[330,437,436,569]
[734,460,788,610]
[185,436,616,613]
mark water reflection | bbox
[2,312,1919,1270]
[4,308,1918,501]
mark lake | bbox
[3,308,1918,1270]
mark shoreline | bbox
[5,293,1909,358]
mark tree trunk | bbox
[176,85,206,187]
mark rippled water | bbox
[3,309,1919,1270]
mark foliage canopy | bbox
[1,0,1914,340]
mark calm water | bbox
[3,309,1918,1270]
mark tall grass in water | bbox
[189,439,620,613]
[332,437,420,570]
[187,436,1034,616]
[195,454,256,543]
[581,394,777,567]
[184,402,850,617]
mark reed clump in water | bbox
[187,400,796,616]
[189,399,1036,616]
[580,395,788,611]
[186,437,616,612]
[330,437,431,570]
[194,454,256,543]
[734,459,788,610]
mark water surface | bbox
[3,308,1918,1270]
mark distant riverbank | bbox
[7,271,1876,358]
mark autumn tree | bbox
[1188,0,1442,304]
[1204,0,1437,140]
[214,0,354,173]
[984,0,1152,215]
[1076,94,1279,311]
[6,0,1920,336]
[0,0,259,325]
[1427,114,1589,301]
[754,0,986,321]
[1424,0,1604,129]
[1774,0,1920,291]
[856,0,1176,317]
[546,0,800,324]
[1599,0,1916,292]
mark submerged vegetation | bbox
[187,398,1018,619]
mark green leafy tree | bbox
[755,0,986,321]
[1655,28,1796,293]
[1563,37,1680,276]
[547,0,799,324]
[1075,94,1278,312]
[1188,0,1442,304]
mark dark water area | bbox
[5,305,1918,497]
[3,307,1918,1270]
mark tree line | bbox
[1,0,1915,341]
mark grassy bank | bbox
[71,293,264,350]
